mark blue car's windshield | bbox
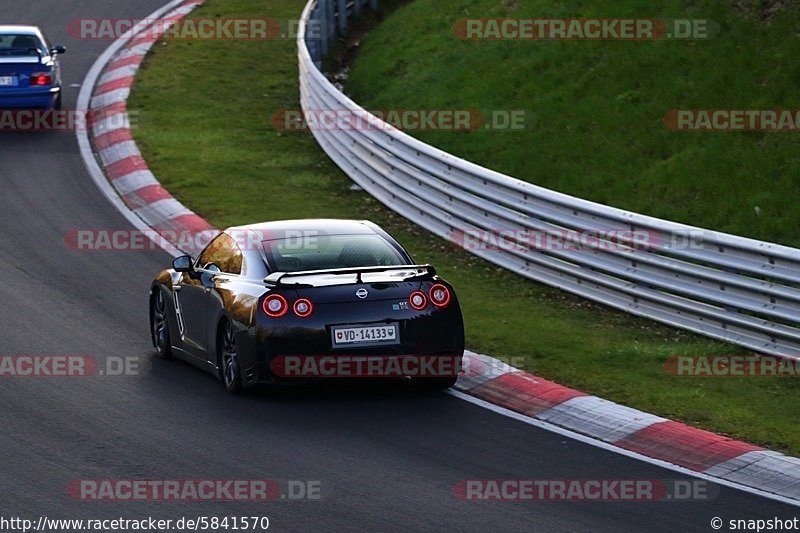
[0,34,44,56]
[263,234,406,273]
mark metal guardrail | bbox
[297,0,800,358]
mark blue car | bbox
[0,25,65,110]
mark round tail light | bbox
[293,298,314,318]
[263,294,288,318]
[429,284,451,308]
[409,291,428,310]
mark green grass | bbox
[346,0,800,247]
[127,0,800,454]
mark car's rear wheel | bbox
[413,376,458,391]
[219,320,243,393]
[151,290,172,359]
[54,92,62,110]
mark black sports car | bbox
[150,219,465,392]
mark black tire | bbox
[218,320,243,394]
[413,376,458,391]
[151,289,172,359]
[54,91,62,111]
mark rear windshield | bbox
[263,234,406,272]
[0,34,44,56]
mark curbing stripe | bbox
[112,170,159,196]
[94,76,135,96]
[93,115,130,139]
[99,140,140,166]
[98,65,140,85]
[536,395,668,443]
[105,155,148,179]
[615,421,763,472]
[106,54,145,72]
[151,213,216,233]
[123,184,176,207]
[455,350,516,389]
[91,88,130,110]
[94,128,134,151]
[468,372,586,417]
[133,198,192,226]
[706,451,800,498]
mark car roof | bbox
[0,26,43,37]
[226,219,380,237]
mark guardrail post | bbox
[337,0,348,34]
[326,0,336,43]
[317,0,328,57]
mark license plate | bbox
[0,76,17,87]
[332,323,399,347]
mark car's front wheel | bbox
[218,320,243,393]
[150,289,172,359]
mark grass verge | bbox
[127,0,800,454]
[345,0,800,247]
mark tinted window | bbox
[0,34,45,56]
[197,233,243,275]
[263,234,405,272]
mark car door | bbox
[202,234,245,365]
[177,234,232,357]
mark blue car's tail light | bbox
[29,73,52,86]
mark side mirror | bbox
[172,255,194,273]
[50,45,66,55]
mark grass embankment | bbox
[127,0,800,454]
[346,0,800,247]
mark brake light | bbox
[29,73,52,86]
[409,291,428,310]
[429,284,451,308]
[263,294,288,318]
[293,298,314,318]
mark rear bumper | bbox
[0,87,60,109]
[247,353,464,387]
[243,310,465,387]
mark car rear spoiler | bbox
[264,264,436,287]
